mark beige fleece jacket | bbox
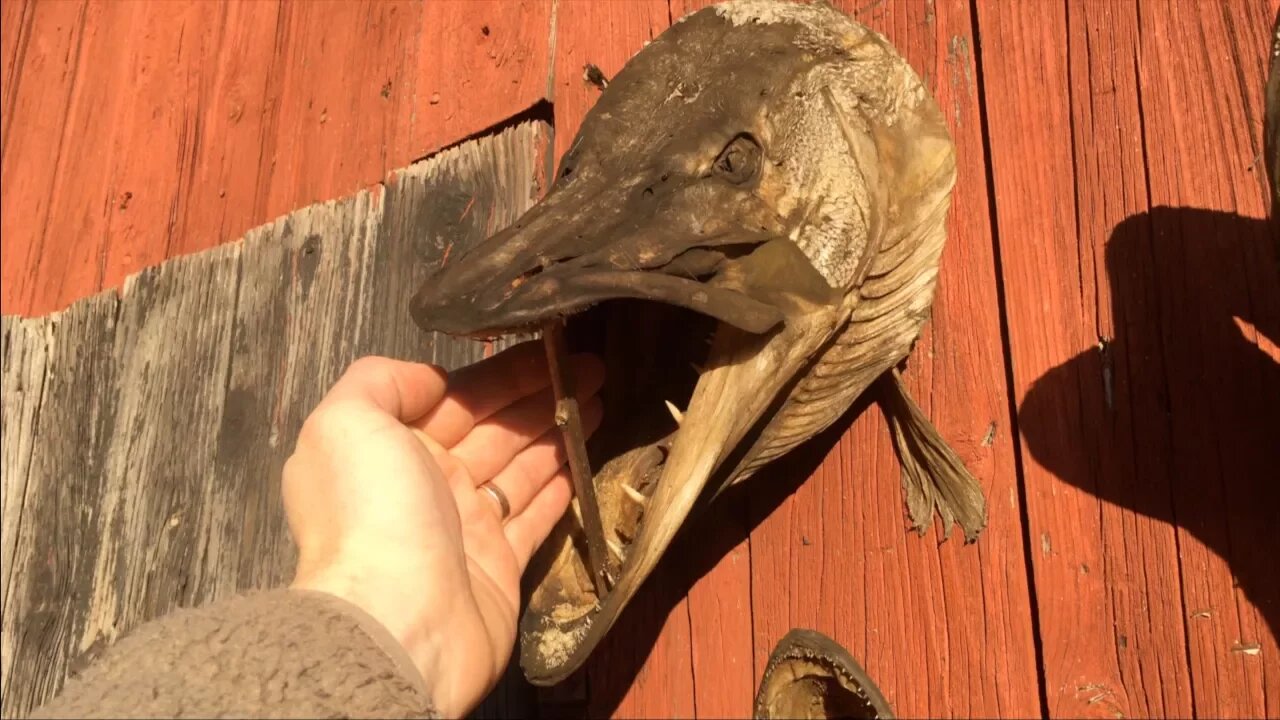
[29,589,440,719]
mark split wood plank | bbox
[977,0,1279,716]
[0,294,122,715]
[0,0,552,318]
[744,1,1041,718]
[657,2,761,716]
[0,316,48,691]
[0,120,549,719]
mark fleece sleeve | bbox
[29,589,439,719]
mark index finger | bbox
[319,356,449,422]
[413,340,552,446]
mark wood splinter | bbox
[542,319,615,599]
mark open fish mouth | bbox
[414,245,839,685]
[513,298,763,681]
[422,294,843,685]
[410,0,986,686]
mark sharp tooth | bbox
[607,538,625,560]
[689,362,704,374]
[622,483,648,505]
[664,399,684,425]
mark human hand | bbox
[282,341,603,717]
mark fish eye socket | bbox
[713,134,761,184]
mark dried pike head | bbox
[412,0,984,685]
[754,629,894,719]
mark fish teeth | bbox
[622,483,648,505]
[606,538,625,560]
[689,362,704,374]
[664,399,685,426]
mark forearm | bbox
[30,589,439,719]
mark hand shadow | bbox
[1018,206,1279,646]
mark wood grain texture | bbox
[978,0,1279,716]
[739,2,1041,718]
[0,0,90,316]
[0,120,548,719]
[1,294,121,714]
[0,0,551,318]
[0,0,33,154]
[0,315,49,690]
[684,494,756,719]
[84,242,243,649]
[254,1,419,227]
[1129,2,1277,716]
[411,1,554,158]
[168,0,286,261]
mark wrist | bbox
[291,562,443,694]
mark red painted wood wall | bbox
[3,1,1277,717]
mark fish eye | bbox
[713,134,761,185]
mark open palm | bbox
[283,342,603,717]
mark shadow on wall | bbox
[525,207,1280,719]
[1019,206,1280,644]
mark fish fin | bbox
[878,369,987,543]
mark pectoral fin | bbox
[879,369,987,542]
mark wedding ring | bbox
[479,482,511,521]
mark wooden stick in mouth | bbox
[542,319,615,598]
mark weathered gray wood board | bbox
[0,120,549,718]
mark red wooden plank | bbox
[685,495,756,718]
[1066,3,1199,717]
[408,0,553,158]
[0,0,88,316]
[2,1,139,317]
[253,1,421,224]
[585,569,697,719]
[1131,2,1278,716]
[1,0,33,154]
[1,1,545,317]
[975,4,1147,716]
[743,2,1041,718]
[94,2,227,300]
[979,0,1279,716]
[551,1,669,163]
[1055,3,1196,716]
[165,0,282,259]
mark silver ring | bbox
[479,482,511,521]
